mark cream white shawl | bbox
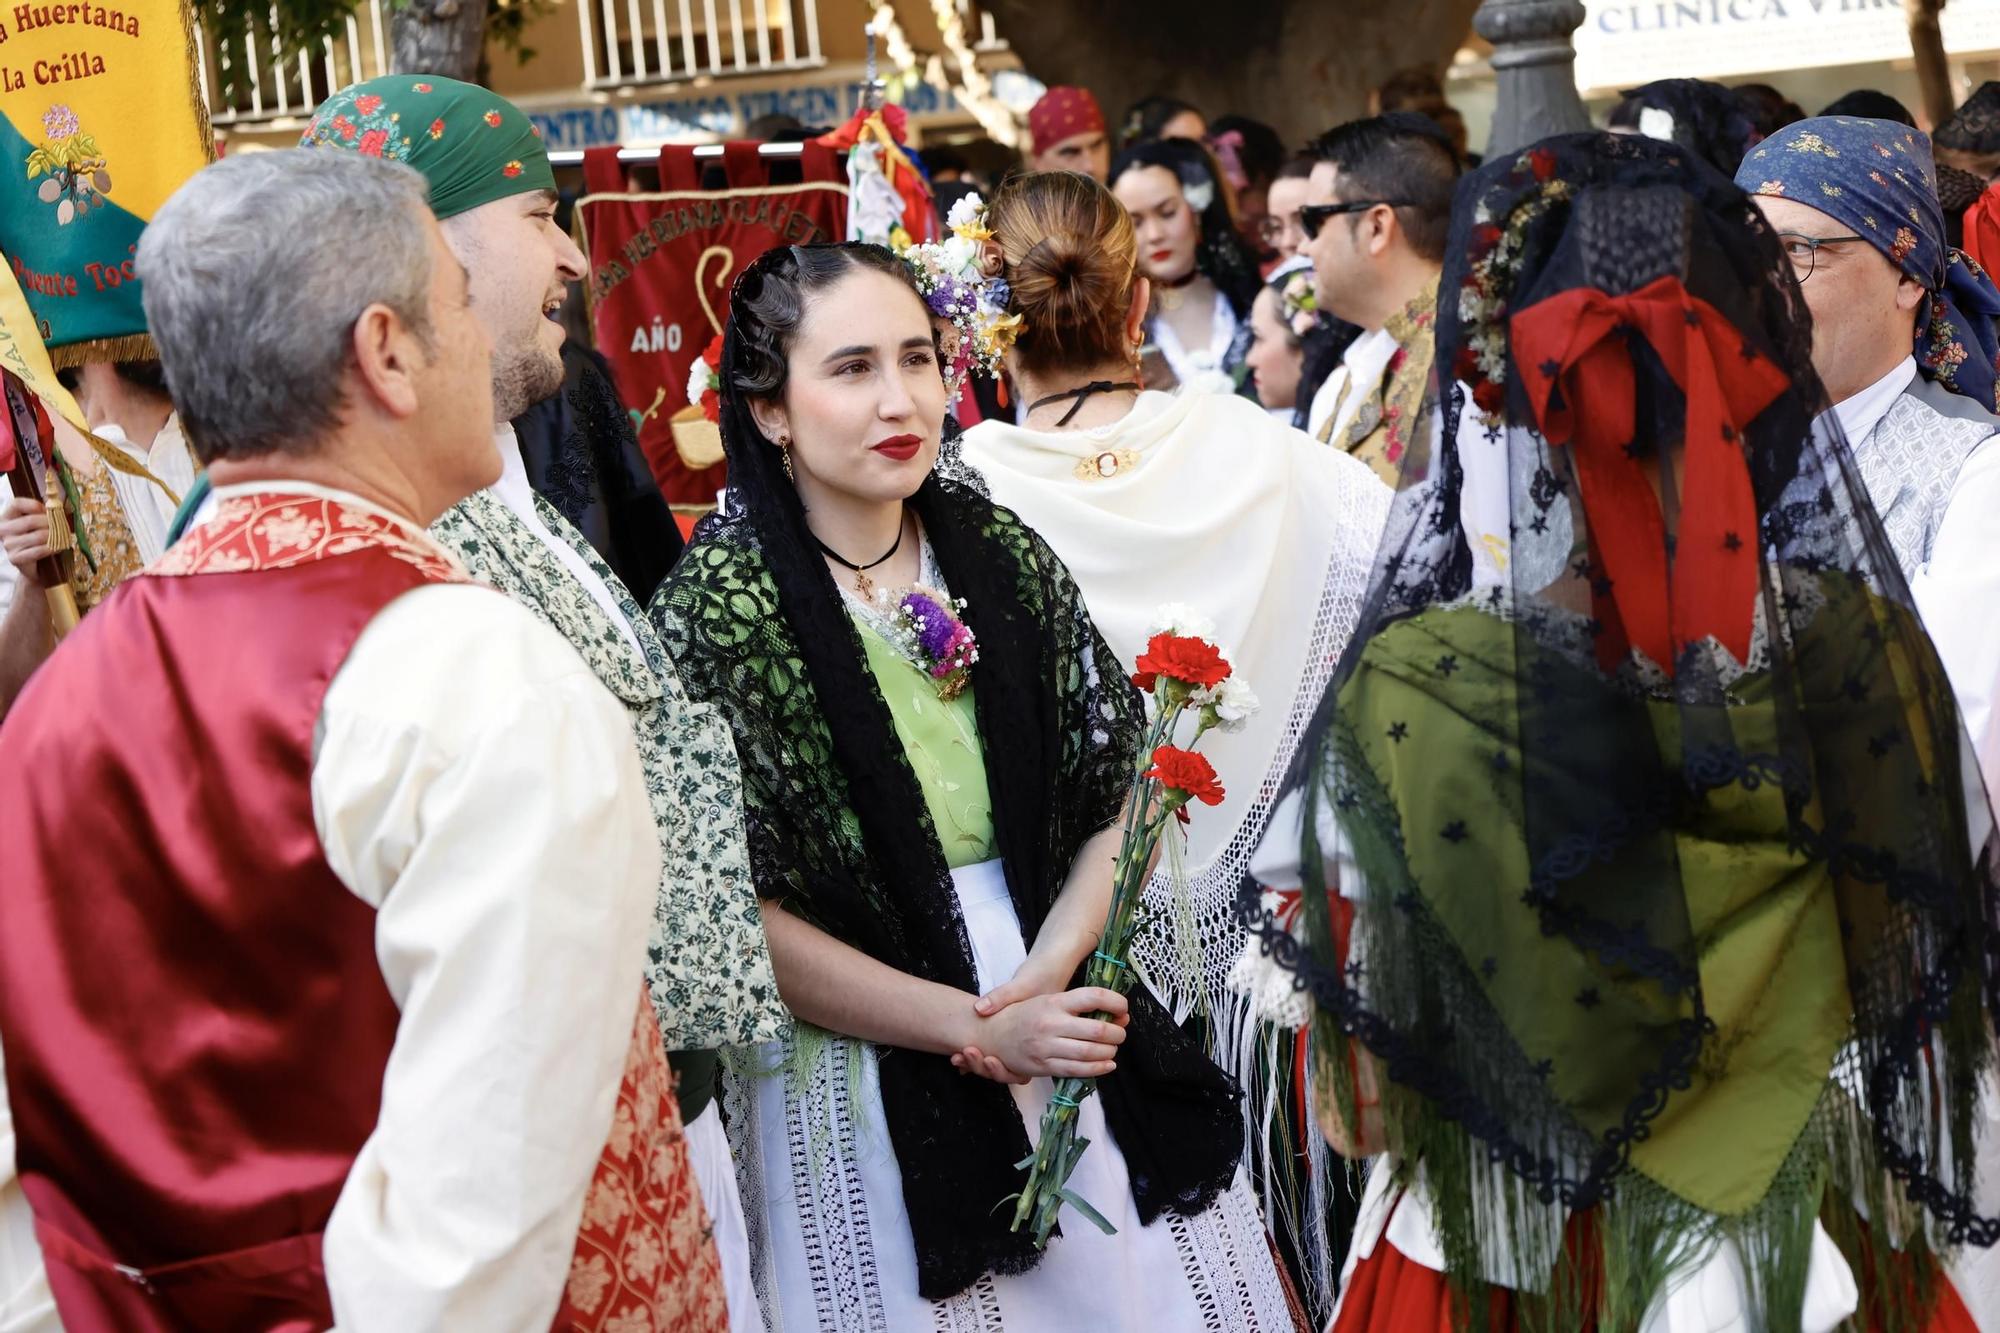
[963,389,1390,1014]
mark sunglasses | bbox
[1300,199,1416,240]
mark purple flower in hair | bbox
[926,277,972,320]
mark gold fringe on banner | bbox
[47,333,157,371]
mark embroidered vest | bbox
[1318,278,1438,488]
[1853,373,1996,577]
[0,494,722,1332]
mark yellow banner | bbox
[0,0,212,357]
[0,253,89,434]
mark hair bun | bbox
[988,172,1137,375]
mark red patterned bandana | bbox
[1029,86,1107,157]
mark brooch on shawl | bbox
[874,584,979,700]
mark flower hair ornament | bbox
[897,192,1025,393]
[1278,268,1319,340]
[1179,164,1216,216]
[1453,144,1572,417]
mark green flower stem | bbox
[1010,693,1188,1246]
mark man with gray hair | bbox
[0,150,723,1330]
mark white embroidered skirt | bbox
[726,858,1295,1331]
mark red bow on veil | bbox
[1509,276,1791,676]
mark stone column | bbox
[1475,0,1591,157]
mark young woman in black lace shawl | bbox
[1242,134,2000,1331]
[649,243,1291,1328]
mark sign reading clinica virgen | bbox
[1574,0,2000,90]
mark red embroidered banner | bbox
[575,143,847,509]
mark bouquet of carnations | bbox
[1008,605,1256,1246]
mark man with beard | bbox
[290,77,787,1331]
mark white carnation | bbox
[940,233,979,276]
[946,191,985,232]
[685,356,710,408]
[1182,176,1215,214]
[1148,602,1217,642]
[1210,674,1260,732]
[1638,107,1676,143]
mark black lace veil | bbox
[1241,133,2000,1325]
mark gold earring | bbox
[777,436,795,483]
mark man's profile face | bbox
[1034,131,1111,184]
[441,189,586,423]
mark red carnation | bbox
[699,387,720,424]
[1146,744,1226,807]
[354,93,383,115]
[1453,345,1479,380]
[1131,632,1230,692]
[1472,379,1506,414]
[1470,223,1503,255]
[703,332,725,369]
[357,128,389,157]
[1528,147,1556,182]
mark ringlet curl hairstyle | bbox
[724,242,932,407]
[985,171,1140,379]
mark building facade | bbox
[205,0,1037,153]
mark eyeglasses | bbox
[1300,199,1416,240]
[1776,230,1867,283]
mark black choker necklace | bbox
[815,512,906,597]
[1155,268,1199,290]
[1027,379,1137,427]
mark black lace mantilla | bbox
[1238,134,2000,1321]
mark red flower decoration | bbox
[502,160,523,178]
[413,81,433,92]
[484,109,504,128]
[699,387,720,424]
[1470,223,1503,256]
[354,93,383,115]
[1472,379,1505,414]
[428,117,445,140]
[1145,744,1226,807]
[358,128,389,157]
[1452,345,1479,381]
[702,332,725,369]
[1529,147,1556,182]
[1131,632,1230,692]
[333,114,356,140]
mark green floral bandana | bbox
[300,75,554,219]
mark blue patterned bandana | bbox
[1737,116,2000,411]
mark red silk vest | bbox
[0,495,723,1332]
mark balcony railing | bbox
[578,0,824,91]
[199,2,391,127]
